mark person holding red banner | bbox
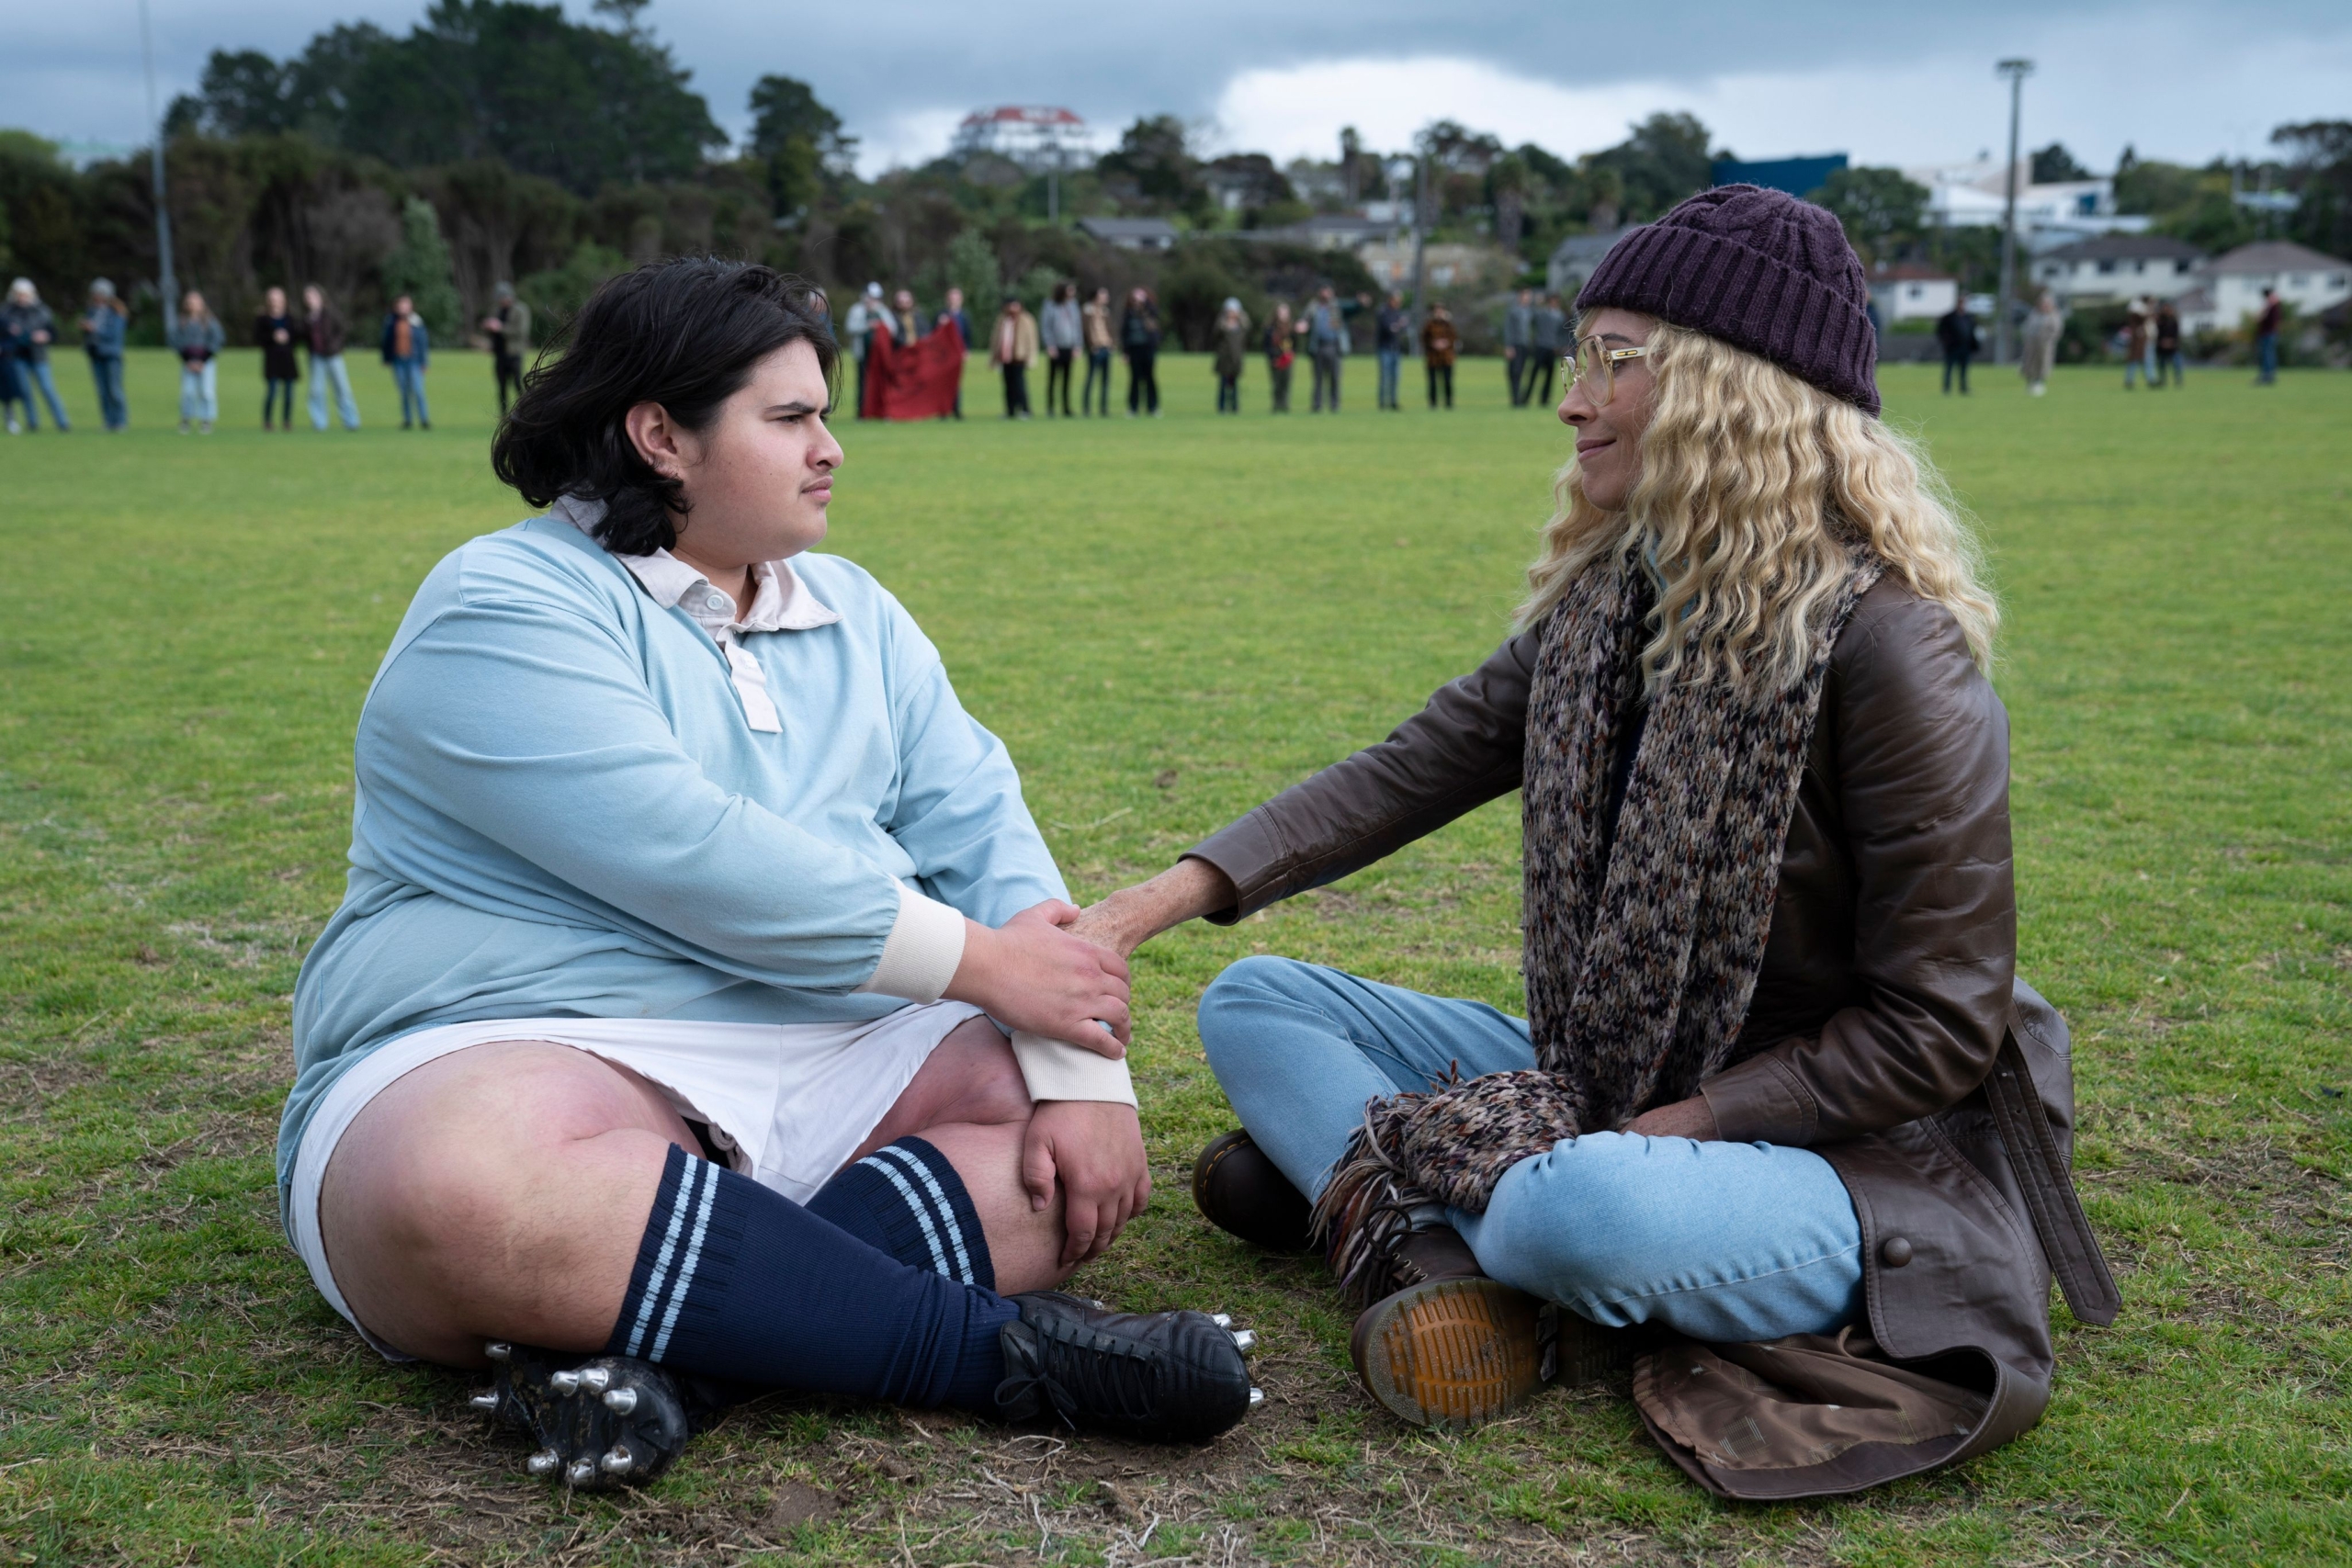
[859,301,967,422]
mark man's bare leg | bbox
[319,1016,1067,1366]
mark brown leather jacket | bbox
[1187,579,2115,1495]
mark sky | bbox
[14,0,2349,179]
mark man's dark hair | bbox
[492,257,837,556]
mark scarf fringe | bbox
[1309,1124,1439,1308]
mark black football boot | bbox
[469,1341,729,1490]
[994,1292,1261,1442]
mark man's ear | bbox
[624,401,689,481]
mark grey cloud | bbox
[9,0,2346,155]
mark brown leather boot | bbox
[1347,1227,1648,1429]
[1349,1225,1552,1429]
[1191,1130,1315,1252]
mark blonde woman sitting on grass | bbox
[1076,186,2118,1499]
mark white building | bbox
[1904,157,2149,251]
[1867,264,1960,323]
[949,107,1098,172]
[2177,241,2352,334]
[2030,235,2206,305]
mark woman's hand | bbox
[944,901,1130,1055]
[1624,1096,1720,1141]
[1021,1100,1151,1268]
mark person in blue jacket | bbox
[287,257,1258,1492]
[80,279,130,431]
[380,293,431,428]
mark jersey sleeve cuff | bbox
[1008,1031,1138,1106]
[854,886,968,1003]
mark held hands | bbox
[1022,1100,1151,1268]
[945,901,1129,1057]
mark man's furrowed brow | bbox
[764,400,821,415]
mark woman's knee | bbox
[1473,1134,1691,1299]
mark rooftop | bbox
[1549,226,1642,265]
[2203,240,2352,273]
[959,106,1085,129]
[2039,233,2206,263]
[1075,217,1180,247]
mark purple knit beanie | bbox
[1575,185,1880,415]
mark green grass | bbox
[2,345,2347,1565]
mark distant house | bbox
[1713,154,1847,198]
[1077,217,1179,252]
[1231,213,1401,251]
[1867,264,1960,323]
[2030,235,2207,304]
[2177,240,2352,333]
[1352,240,1518,293]
[949,107,1097,171]
[1546,226,1641,301]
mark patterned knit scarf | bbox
[1314,547,1883,1303]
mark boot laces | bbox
[1009,1325,1159,1427]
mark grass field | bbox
[2,344,2347,1567]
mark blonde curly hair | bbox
[1518,319,1997,697]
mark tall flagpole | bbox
[139,0,179,336]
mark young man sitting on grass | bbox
[279,258,1258,1491]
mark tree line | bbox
[4,0,2346,353]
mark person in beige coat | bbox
[989,296,1040,419]
[2019,291,2062,396]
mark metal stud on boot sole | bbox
[483,1348,700,1493]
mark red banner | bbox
[860,321,967,421]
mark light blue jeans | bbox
[309,352,360,429]
[1376,347,1401,408]
[179,361,218,425]
[20,359,71,429]
[1197,956,1864,1343]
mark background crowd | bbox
[0,274,531,435]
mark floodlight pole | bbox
[139,0,179,336]
[1409,144,1430,328]
[1995,57,2033,365]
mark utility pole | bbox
[1994,57,2033,365]
[1409,142,1430,331]
[139,0,179,336]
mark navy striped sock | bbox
[604,1145,1015,1410]
[808,1137,994,1290]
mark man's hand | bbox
[1624,1095,1720,1141]
[1021,1100,1150,1268]
[944,901,1130,1056]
